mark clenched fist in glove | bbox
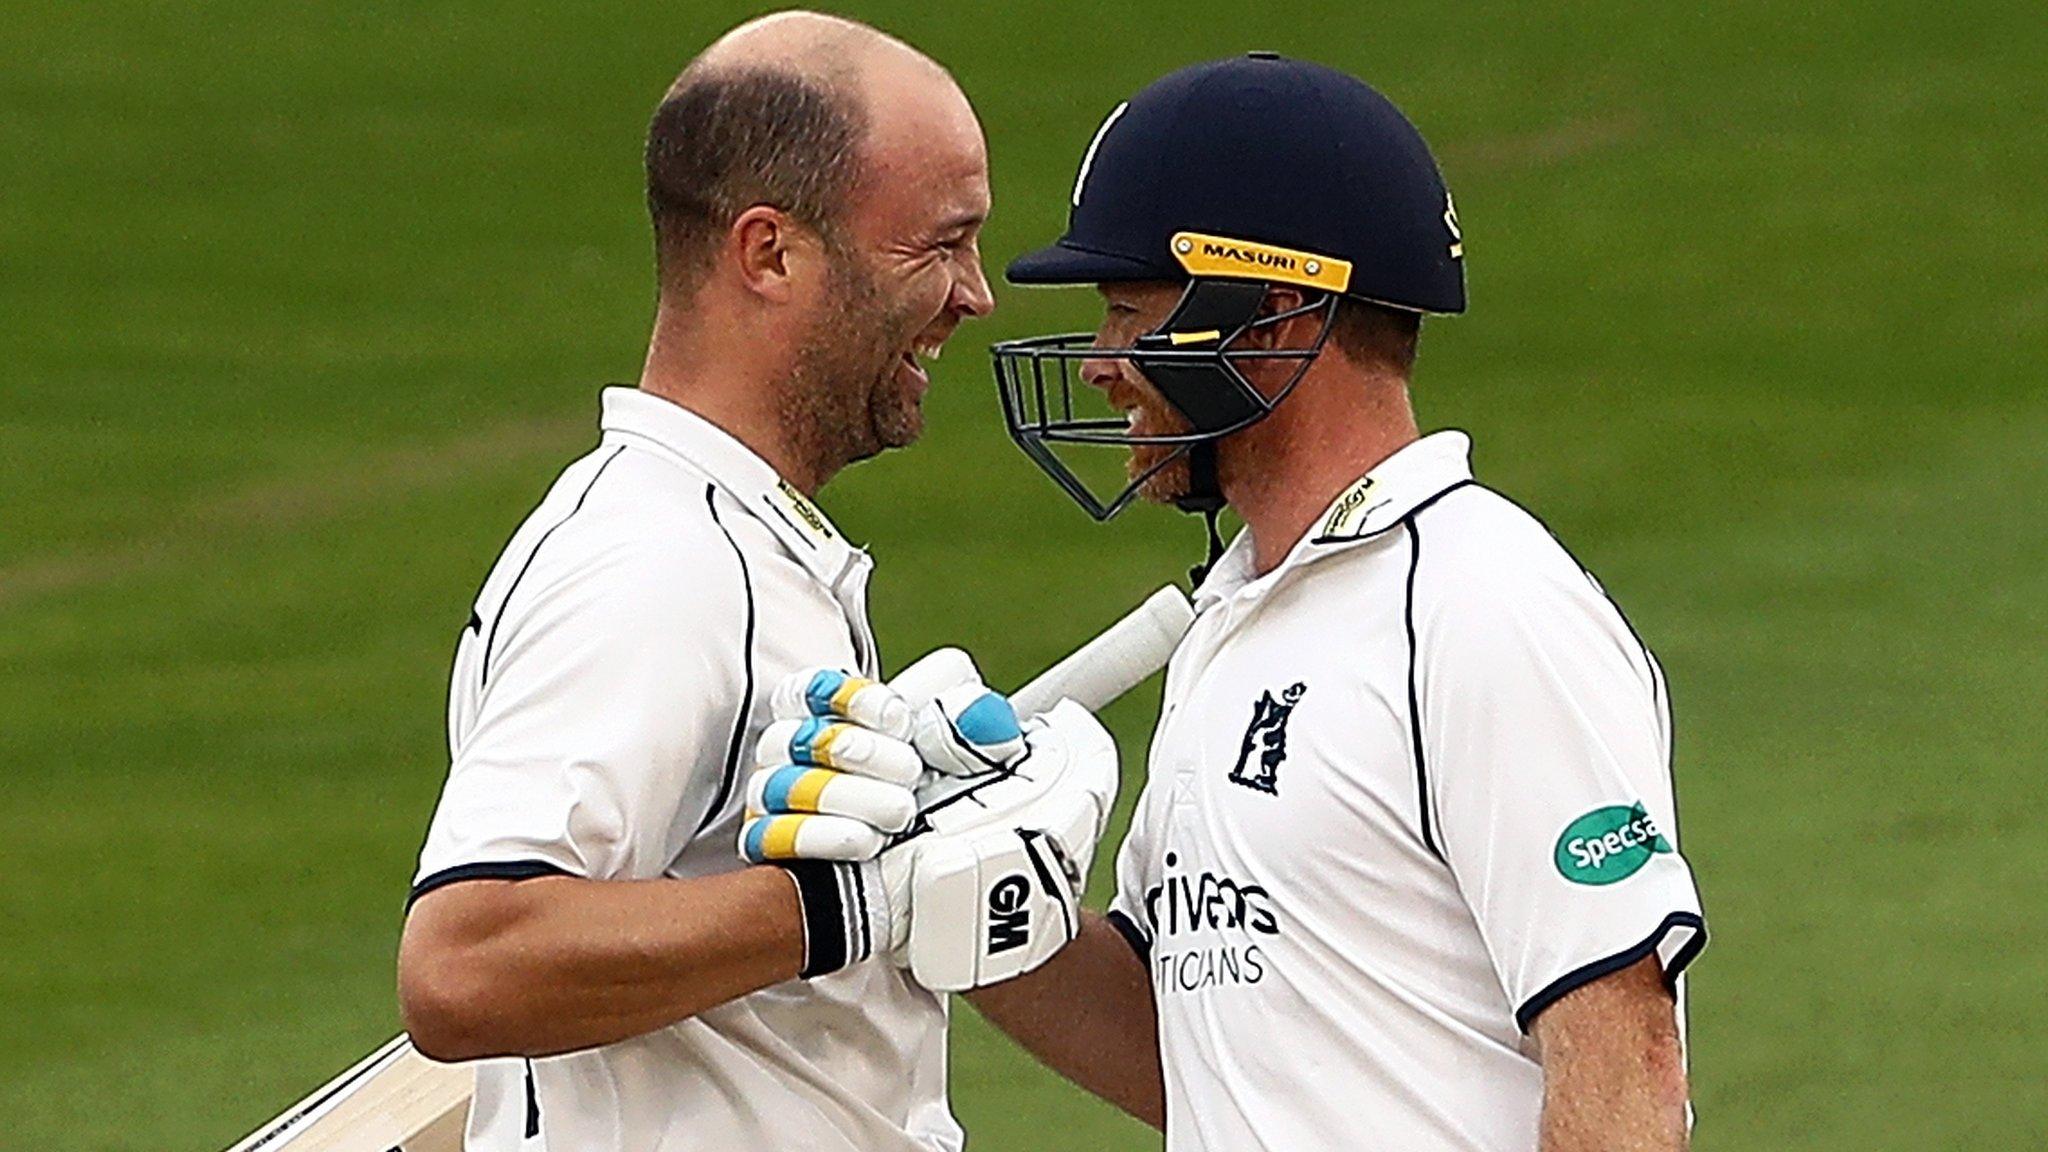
[742,670,925,864]
[739,660,1118,990]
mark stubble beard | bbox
[1125,390,1194,506]
[1131,442,1193,505]
[783,245,930,482]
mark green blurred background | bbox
[4,1,2044,1148]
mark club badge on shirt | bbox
[1230,683,1306,795]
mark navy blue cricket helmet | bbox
[992,53,1464,525]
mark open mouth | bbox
[1119,399,1185,440]
[896,336,946,390]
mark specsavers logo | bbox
[1554,803,1672,885]
[1144,852,1280,993]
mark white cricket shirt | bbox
[412,387,962,1152]
[1107,431,1706,1152]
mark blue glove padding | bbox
[911,680,1027,777]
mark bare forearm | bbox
[967,913,1163,1128]
[1535,956,1689,1152]
[399,868,804,1059]
[1539,1063,1688,1152]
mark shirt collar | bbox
[599,387,866,590]
[1192,430,1475,611]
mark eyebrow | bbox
[931,209,987,237]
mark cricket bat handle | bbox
[890,585,1193,718]
[1009,585,1192,717]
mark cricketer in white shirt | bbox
[412,388,962,1152]
[1104,430,1706,1151]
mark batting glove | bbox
[740,669,923,866]
[908,679,1029,778]
[740,658,1029,865]
[894,698,1119,989]
[761,697,1119,988]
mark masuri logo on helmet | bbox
[1172,233,1353,295]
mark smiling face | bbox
[788,67,994,466]
[1082,281,1197,503]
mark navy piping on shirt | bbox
[481,445,628,687]
[697,484,758,836]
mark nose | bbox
[953,250,995,319]
[1080,353,1124,392]
[1080,314,1128,390]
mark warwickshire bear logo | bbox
[1230,683,1306,794]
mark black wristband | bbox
[781,860,871,978]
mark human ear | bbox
[729,206,807,304]
[1239,286,1311,350]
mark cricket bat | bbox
[224,585,1194,1152]
[224,1034,470,1152]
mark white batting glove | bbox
[881,646,1031,778]
[740,669,923,867]
[909,680,1029,777]
[769,698,1119,987]
[742,656,1027,867]
[768,667,913,739]
[896,699,1119,989]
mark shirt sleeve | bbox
[412,516,750,903]
[1106,789,1159,963]
[1416,532,1705,1033]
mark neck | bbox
[638,299,831,495]
[1223,368,1419,576]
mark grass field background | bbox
[4,2,2045,1148]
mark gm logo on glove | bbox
[986,874,1032,954]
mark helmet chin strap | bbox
[1175,441,1229,586]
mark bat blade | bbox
[223,1037,470,1152]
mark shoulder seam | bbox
[1480,486,1668,728]
[481,445,628,688]
[1411,481,1677,856]
[1408,476,1477,522]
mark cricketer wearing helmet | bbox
[967,55,1709,1152]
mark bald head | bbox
[645,10,971,298]
[686,10,934,84]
